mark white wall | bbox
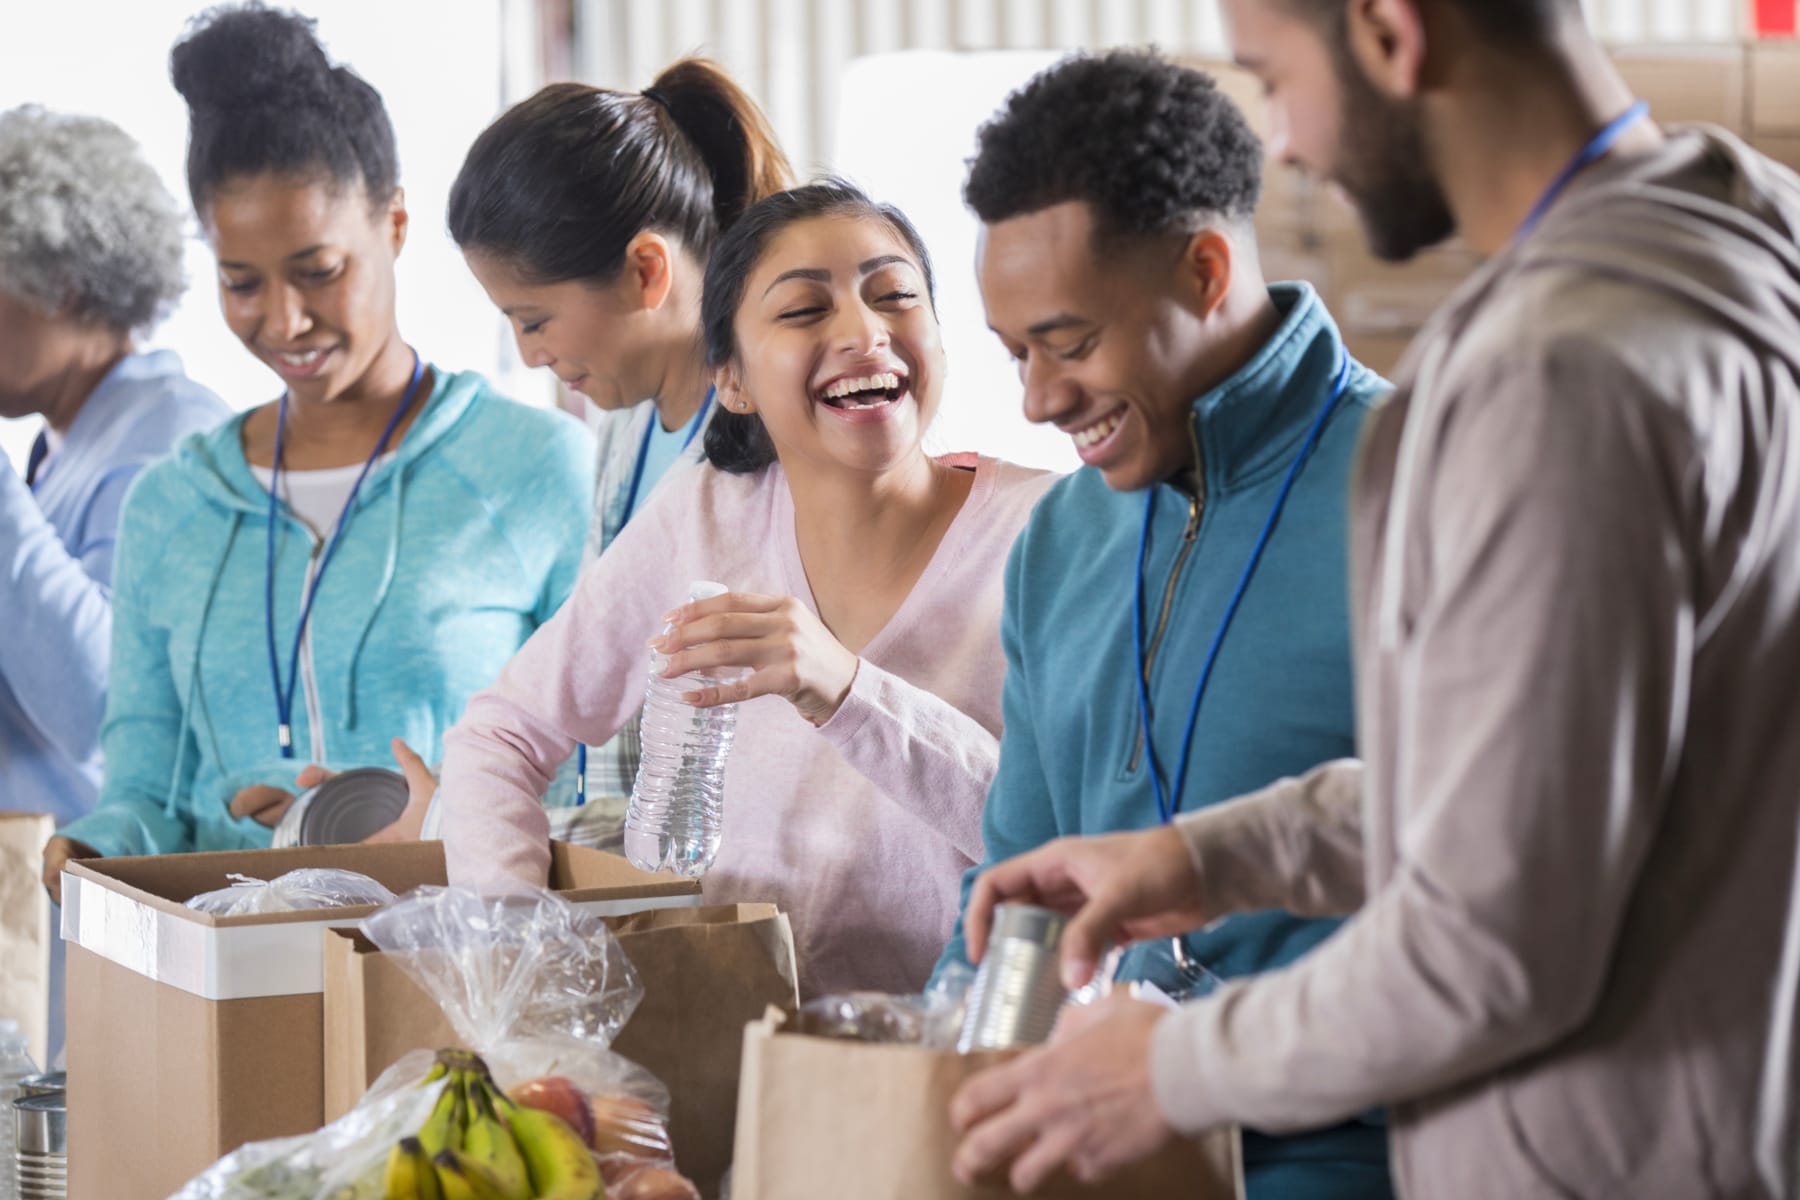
[0,0,511,473]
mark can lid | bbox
[991,903,1067,949]
[688,580,729,602]
[297,768,410,846]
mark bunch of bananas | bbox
[383,1051,606,1200]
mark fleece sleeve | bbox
[57,482,198,858]
[1150,344,1693,1134]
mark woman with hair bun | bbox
[42,4,593,896]
[448,59,792,844]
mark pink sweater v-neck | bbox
[441,454,1054,996]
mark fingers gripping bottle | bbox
[624,580,739,877]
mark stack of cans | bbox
[957,904,1071,1053]
[13,1082,65,1200]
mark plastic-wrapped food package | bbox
[184,870,397,916]
[798,962,974,1051]
[172,886,700,1200]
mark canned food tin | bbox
[270,767,409,848]
[957,903,1070,1053]
[15,1073,62,1098]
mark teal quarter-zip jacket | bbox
[941,283,1393,1196]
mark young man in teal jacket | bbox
[937,52,1392,1198]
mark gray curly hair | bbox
[0,105,188,333]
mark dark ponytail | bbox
[447,58,793,285]
[170,3,398,214]
[701,179,937,476]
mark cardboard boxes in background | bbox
[324,902,798,1200]
[731,1008,1242,1200]
[62,840,700,1200]
[1196,42,1772,379]
[0,812,53,1068]
[1751,41,1800,136]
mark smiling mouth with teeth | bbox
[818,370,907,410]
[274,347,329,368]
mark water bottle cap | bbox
[688,580,729,602]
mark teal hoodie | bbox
[60,367,594,859]
[941,285,1392,1196]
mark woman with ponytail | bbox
[440,181,1056,997]
[448,60,793,843]
[42,5,593,893]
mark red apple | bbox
[507,1076,597,1149]
[610,1165,701,1200]
[589,1093,673,1162]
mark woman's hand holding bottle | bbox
[652,591,858,727]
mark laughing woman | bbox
[440,181,1055,996]
[42,6,592,896]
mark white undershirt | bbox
[248,453,395,537]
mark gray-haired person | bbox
[0,104,227,1052]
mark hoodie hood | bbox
[1378,126,1800,647]
[165,364,485,517]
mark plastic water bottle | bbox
[0,1019,39,1200]
[624,580,739,877]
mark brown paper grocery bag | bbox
[733,1007,1243,1200]
[0,812,52,1066]
[608,904,798,1197]
[325,902,796,1200]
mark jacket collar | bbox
[55,349,185,458]
[1181,282,1351,499]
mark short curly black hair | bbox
[965,50,1262,241]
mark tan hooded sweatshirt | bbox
[1150,128,1800,1199]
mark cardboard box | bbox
[1756,134,1800,173]
[1343,333,1420,381]
[731,1008,1243,1200]
[0,812,53,1066]
[63,840,699,1200]
[323,902,798,1199]
[1614,44,1748,132]
[1751,42,1800,134]
[1327,235,1482,337]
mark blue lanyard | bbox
[618,388,714,527]
[575,387,713,804]
[1132,349,1352,825]
[1515,100,1650,241]
[264,351,425,758]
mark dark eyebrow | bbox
[763,267,830,296]
[216,244,329,271]
[859,254,910,274]
[1026,313,1093,337]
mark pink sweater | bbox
[441,454,1053,996]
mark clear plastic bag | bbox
[363,886,694,1197]
[799,962,974,1051]
[184,869,397,916]
[170,1062,445,1199]
[173,887,698,1200]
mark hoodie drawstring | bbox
[341,462,407,730]
[165,515,242,819]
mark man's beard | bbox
[1334,59,1458,262]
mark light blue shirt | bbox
[637,404,705,504]
[0,350,227,824]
